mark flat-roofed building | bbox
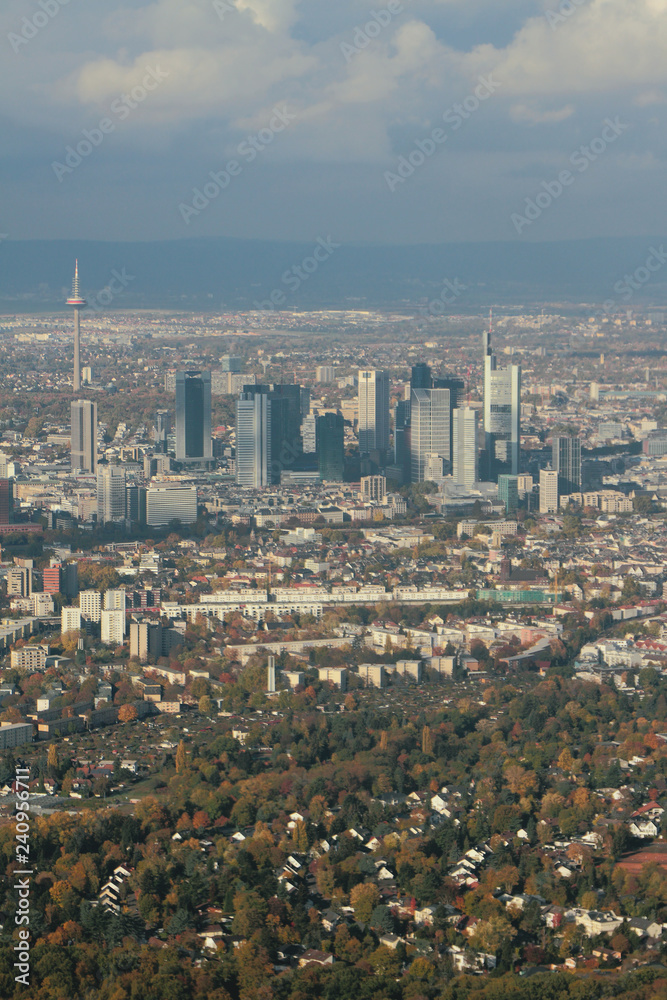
[317,667,348,690]
[101,609,125,646]
[61,607,82,634]
[0,722,33,749]
[358,663,386,688]
[145,486,198,527]
[11,645,48,671]
[80,590,102,623]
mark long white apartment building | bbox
[163,583,469,623]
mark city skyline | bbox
[3,3,667,993]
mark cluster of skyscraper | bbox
[389,326,521,488]
[235,383,345,487]
[66,264,584,509]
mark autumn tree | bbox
[175,740,188,774]
[422,725,433,755]
[349,882,380,922]
[118,704,138,723]
[199,695,214,716]
[470,915,517,956]
[232,890,269,938]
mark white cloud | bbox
[463,0,667,99]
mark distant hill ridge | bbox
[2,236,667,311]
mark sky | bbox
[2,0,667,245]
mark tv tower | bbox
[66,260,86,392]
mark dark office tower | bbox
[221,355,242,372]
[317,413,345,482]
[175,371,212,463]
[62,562,79,599]
[154,409,170,453]
[267,395,292,483]
[71,399,97,473]
[411,363,432,390]
[434,376,465,457]
[126,485,140,524]
[271,384,303,450]
[0,480,12,525]
[553,435,582,495]
[394,399,412,483]
[433,376,464,408]
[300,387,311,418]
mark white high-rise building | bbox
[236,392,271,487]
[145,486,198,527]
[267,655,276,693]
[452,407,478,488]
[101,609,125,646]
[0,455,20,478]
[483,327,521,478]
[301,414,317,453]
[316,366,335,383]
[104,589,126,615]
[539,469,559,514]
[80,590,102,623]
[358,370,390,455]
[96,466,126,523]
[410,388,451,482]
[33,593,54,617]
[61,607,82,634]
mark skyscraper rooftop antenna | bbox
[483,308,493,358]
